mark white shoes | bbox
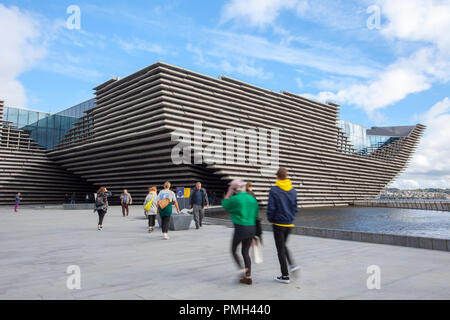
[289,265,300,273]
[274,276,290,284]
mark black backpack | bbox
[96,196,105,209]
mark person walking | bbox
[189,182,209,229]
[157,181,180,240]
[94,187,112,231]
[70,192,76,204]
[14,193,22,212]
[210,192,217,205]
[246,182,257,200]
[267,167,300,284]
[144,187,158,233]
[222,179,259,285]
[120,189,133,216]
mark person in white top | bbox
[156,181,180,240]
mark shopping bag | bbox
[253,236,263,264]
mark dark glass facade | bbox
[338,120,405,155]
[2,99,95,149]
[55,99,95,118]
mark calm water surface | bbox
[209,206,450,239]
[291,206,450,239]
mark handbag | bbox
[158,197,170,209]
[253,236,263,264]
[144,194,155,211]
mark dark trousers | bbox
[193,204,204,228]
[98,210,106,225]
[273,225,294,277]
[121,203,129,216]
[231,235,253,277]
[161,216,170,233]
[148,215,156,227]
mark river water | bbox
[292,206,450,239]
[209,206,450,239]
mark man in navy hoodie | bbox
[267,167,300,284]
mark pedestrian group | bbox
[14,167,299,285]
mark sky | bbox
[0,0,449,189]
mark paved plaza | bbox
[0,205,449,300]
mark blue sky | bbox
[1,0,449,188]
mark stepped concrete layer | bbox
[46,63,425,207]
[0,206,449,300]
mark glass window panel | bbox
[38,127,47,148]
[28,111,38,124]
[38,116,48,128]
[38,112,48,120]
[7,108,18,125]
[18,109,29,127]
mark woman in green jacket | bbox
[222,179,259,285]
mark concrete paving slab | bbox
[0,206,449,300]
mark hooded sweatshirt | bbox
[267,179,298,226]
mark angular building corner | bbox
[0,63,425,206]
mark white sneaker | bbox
[163,234,170,240]
[274,276,290,284]
[289,265,300,273]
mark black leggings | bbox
[273,225,293,277]
[161,216,170,233]
[98,210,106,225]
[148,215,156,227]
[231,235,253,277]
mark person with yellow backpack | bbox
[144,186,158,233]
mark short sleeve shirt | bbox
[157,190,176,203]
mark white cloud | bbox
[306,0,450,114]
[391,97,450,188]
[206,30,379,78]
[221,0,299,28]
[186,44,273,80]
[0,5,46,108]
[116,37,166,55]
[221,0,368,31]
[379,0,450,51]
[305,48,437,113]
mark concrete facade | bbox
[48,63,425,207]
[1,62,425,206]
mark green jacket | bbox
[221,192,259,226]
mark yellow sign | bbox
[184,188,191,199]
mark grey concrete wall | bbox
[353,200,450,211]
